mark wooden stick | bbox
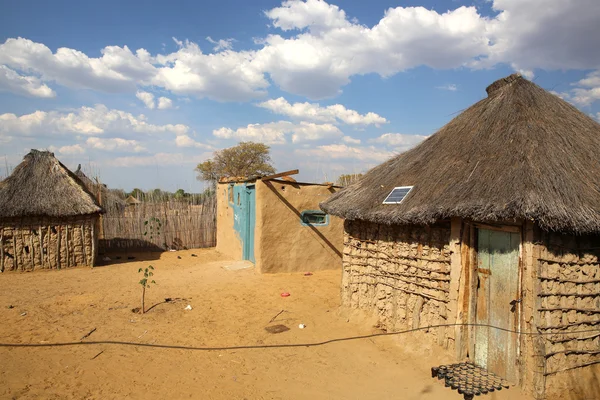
[91,350,104,360]
[539,307,600,313]
[545,360,600,375]
[19,228,26,271]
[56,225,61,270]
[539,292,599,297]
[30,231,35,271]
[538,276,600,284]
[269,309,285,323]
[80,327,97,341]
[81,224,88,267]
[0,229,4,272]
[548,332,600,344]
[65,225,70,268]
[12,234,17,271]
[538,258,598,266]
[39,225,44,269]
[91,221,96,267]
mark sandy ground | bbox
[0,249,531,400]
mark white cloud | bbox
[257,97,387,125]
[213,120,342,144]
[300,143,394,162]
[111,152,208,167]
[136,90,155,109]
[157,96,173,109]
[369,133,428,151]
[206,37,235,52]
[0,65,56,98]
[342,135,361,144]
[1,1,599,101]
[436,84,457,91]
[0,104,189,137]
[49,144,86,155]
[86,137,146,153]
[175,134,213,149]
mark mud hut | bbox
[321,74,600,399]
[0,150,102,271]
[217,170,343,273]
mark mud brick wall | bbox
[0,216,97,271]
[342,219,452,345]
[535,231,600,398]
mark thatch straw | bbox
[0,150,102,218]
[321,74,600,234]
[74,165,125,210]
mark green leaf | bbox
[149,266,154,270]
[151,280,156,284]
[144,221,148,225]
[138,268,143,272]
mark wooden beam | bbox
[260,169,299,181]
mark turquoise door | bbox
[475,228,520,381]
[243,185,255,263]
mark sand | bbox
[0,249,531,399]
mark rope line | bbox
[2,323,600,351]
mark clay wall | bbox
[0,216,98,271]
[255,180,343,273]
[534,230,600,399]
[342,219,452,346]
[215,183,243,260]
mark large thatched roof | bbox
[0,150,102,218]
[321,74,600,233]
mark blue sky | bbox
[1,0,599,192]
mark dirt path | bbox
[0,249,530,399]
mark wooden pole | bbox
[81,224,88,267]
[0,228,4,273]
[47,225,51,268]
[19,228,27,271]
[65,225,70,268]
[12,234,17,271]
[39,225,44,269]
[91,221,96,267]
[56,225,61,270]
[30,231,35,271]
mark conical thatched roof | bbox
[0,150,102,218]
[321,74,600,234]
[74,164,126,211]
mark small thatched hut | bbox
[321,74,600,399]
[0,150,102,271]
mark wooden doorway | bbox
[473,227,521,381]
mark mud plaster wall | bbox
[215,183,243,260]
[255,180,343,273]
[534,230,600,400]
[0,216,98,271]
[342,219,452,348]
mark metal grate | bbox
[431,362,510,400]
[382,186,413,204]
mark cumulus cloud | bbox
[342,135,361,144]
[213,120,342,144]
[157,96,173,109]
[1,1,599,101]
[175,134,213,149]
[136,90,155,109]
[48,144,86,155]
[206,37,235,52]
[111,152,208,167]
[560,70,600,106]
[0,65,56,98]
[86,137,146,153]
[300,143,394,162]
[0,104,189,137]
[369,133,428,151]
[257,97,387,126]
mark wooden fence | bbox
[98,195,216,252]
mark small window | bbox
[383,186,414,204]
[301,210,328,226]
[228,184,234,204]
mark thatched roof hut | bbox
[320,75,600,399]
[0,150,102,218]
[0,150,102,271]
[322,74,600,233]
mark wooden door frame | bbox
[466,222,524,381]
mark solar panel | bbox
[382,186,413,204]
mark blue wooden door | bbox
[475,228,520,380]
[243,185,255,263]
